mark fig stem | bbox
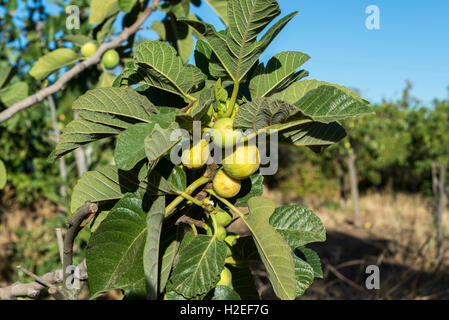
[210,213,219,238]
[224,80,240,118]
[177,191,204,207]
[205,189,246,220]
[190,224,198,236]
[164,176,210,218]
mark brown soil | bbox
[251,191,449,300]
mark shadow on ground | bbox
[251,230,449,300]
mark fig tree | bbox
[212,169,241,198]
[222,144,260,180]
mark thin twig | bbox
[0,0,161,123]
[17,266,55,289]
[175,215,206,229]
[326,263,362,291]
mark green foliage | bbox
[4,0,373,301]
[29,49,80,81]
[0,160,6,190]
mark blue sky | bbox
[12,0,449,106]
[189,0,449,106]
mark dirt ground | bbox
[1,191,449,300]
[253,190,449,300]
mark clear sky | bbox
[187,0,449,106]
[24,0,449,106]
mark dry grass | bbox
[0,199,60,287]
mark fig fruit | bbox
[101,49,119,69]
[216,225,227,240]
[216,267,232,287]
[211,118,242,148]
[212,169,241,198]
[224,234,239,247]
[222,144,260,180]
[181,139,210,169]
[215,209,232,227]
[81,42,97,58]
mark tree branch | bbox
[63,201,98,296]
[0,0,161,123]
[0,260,87,300]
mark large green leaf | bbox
[180,0,297,82]
[54,88,159,159]
[272,79,366,104]
[114,113,177,171]
[234,98,300,131]
[249,51,310,99]
[269,205,326,249]
[169,235,227,298]
[293,85,373,123]
[86,192,148,299]
[293,254,314,297]
[0,160,6,190]
[133,41,205,99]
[70,165,147,213]
[234,97,347,147]
[144,196,165,299]
[29,48,79,80]
[194,40,228,79]
[54,118,121,159]
[244,197,296,300]
[73,87,159,127]
[0,82,28,107]
[144,123,181,172]
[272,80,372,123]
[62,34,92,47]
[295,247,323,278]
[89,0,119,24]
[280,121,347,147]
